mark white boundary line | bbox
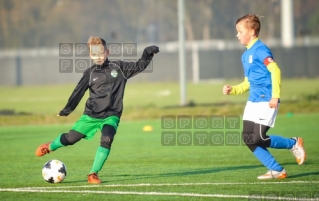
[14,180,319,189]
[1,181,318,200]
[0,188,318,200]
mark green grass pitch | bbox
[1,79,319,126]
[1,78,319,115]
[0,113,318,200]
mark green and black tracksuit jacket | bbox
[59,48,154,119]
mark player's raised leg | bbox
[268,135,295,149]
[267,135,306,164]
[35,131,84,156]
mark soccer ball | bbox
[42,159,67,183]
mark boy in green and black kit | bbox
[36,36,159,184]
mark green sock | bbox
[90,146,110,174]
[49,134,65,151]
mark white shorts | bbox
[242,101,279,127]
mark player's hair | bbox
[87,36,107,50]
[236,14,261,37]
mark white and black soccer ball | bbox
[42,159,67,183]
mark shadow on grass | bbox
[288,171,319,179]
[64,164,318,184]
[62,180,87,184]
[280,161,319,179]
[100,164,262,183]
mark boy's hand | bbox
[57,109,69,117]
[145,46,159,55]
[269,98,279,109]
[223,85,232,95]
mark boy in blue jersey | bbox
[223,14,306,179]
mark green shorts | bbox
[71,115,120,140]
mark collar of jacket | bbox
[94,59,110,68]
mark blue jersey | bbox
[242,39,273,102]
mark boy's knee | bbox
[61,130,84,146]
[242,131,265,146]
[242,130,255,145]
[101,125,116,149]
[242,132,257,151]
[100,135,113,149]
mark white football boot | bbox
[290,137,306,165]
[257,169,287,180]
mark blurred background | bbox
[0,0,319,125]
[0,0,319,85]
[1,1,319,195]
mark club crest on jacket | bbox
[111,70,118,78]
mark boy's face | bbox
[236,22,255,46]
[90,44,109,65]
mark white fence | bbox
[1,38,319,86]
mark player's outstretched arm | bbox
[57,73,89,117]
[120,45,159,79]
